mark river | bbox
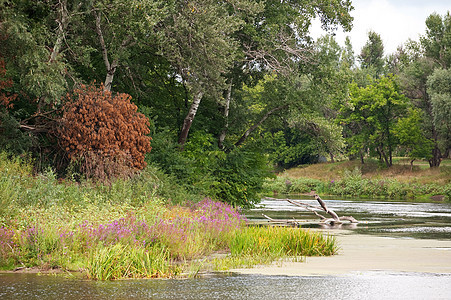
[1,197,451,299]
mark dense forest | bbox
[0,1,450,206]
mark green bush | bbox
[149,130,272,207]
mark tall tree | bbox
[222,0,354,148]
[339,75,408,167]
[359,31,385,78]
[421,11,451,69]
[88,0,170,91]
[427,68,451,159]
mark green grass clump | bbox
[227,226,336,265]
[86,244,178,280]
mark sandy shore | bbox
[231,230,451,276]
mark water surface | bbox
[1,272,451,300]
[246,197,451,239]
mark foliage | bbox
[427,68,451,155]
[266,162,451,201]
[0,109,32,155]
[359,31,385,77]
[149,129,272,207]
[209,146,272,207]
[395,108,434,163]
[263,130,320,168]
[58,84,152,181]
[338,75,408,166]
[262,176,325,195]
[420,12,451,69]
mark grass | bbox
[0,152,338,280]
[282,159,451,185]
[266,158,451,200]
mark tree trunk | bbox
[178,91,203,148]
[429,144,442,167]
[218,82,232,149]
[235,105,287,147]
[93,10,126,92]
[329,152,335,163]
[50,0,68,63]
[263,196,358,226]
[410,159,415,172]
[103,60,118,92]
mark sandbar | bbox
[230,230,451,276]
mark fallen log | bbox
[264,195,358,226]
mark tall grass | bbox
[86,244,178,280]
[230,226,337,258]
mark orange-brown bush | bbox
[58,84,151,180]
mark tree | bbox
[156,0,262,148]
[0,0,71,110]
[339,75,408,167]
[58,84,151,180]
[421,11,451,69]
[395,108,434,170]
[394,11,451,167]
[427,68,451,159]
[359,31,385,78]
[87,0,170,91]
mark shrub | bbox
[58,84,151,181]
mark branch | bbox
[235,104,288,147]
[262,214,301,227]
[19,124,49,133]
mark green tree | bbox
[427,68,451,159]
[339,75,408,167]
[421,11,451,69]
[395,108,434,170]
[359,31,385,78]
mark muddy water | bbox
[1,198,451,299]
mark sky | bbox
[310,0,450,56]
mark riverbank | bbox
[264,159,451,201]
[230,230,451,276]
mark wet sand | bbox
[231,230,451,276]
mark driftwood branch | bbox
[263,195,358,226]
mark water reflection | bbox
[246,198,451,239]
[1,272,451,300]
